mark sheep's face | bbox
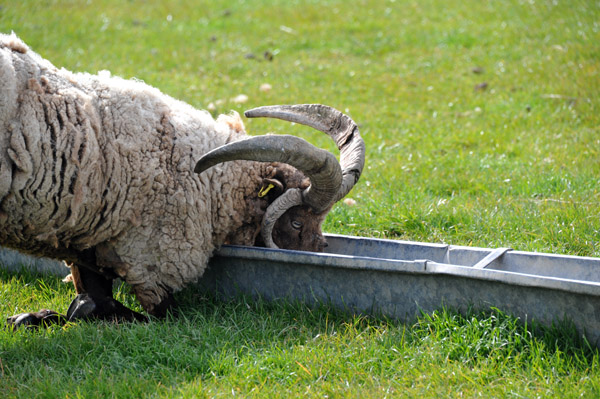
[271,206,328,252]
[251,166,329,252]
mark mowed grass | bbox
[1,268,599,398]
[1,0,599,397]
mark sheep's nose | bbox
[314,236,328,252]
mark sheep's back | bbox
[0,33,258,310]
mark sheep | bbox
[0,33,365,327]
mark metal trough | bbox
[203,234,600,346]
[2,234,599,346]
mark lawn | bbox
[1,0,599,397]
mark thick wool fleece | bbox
[0,33,269,310]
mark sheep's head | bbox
[194,104,365,252]
[269,205,329,252]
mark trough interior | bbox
[324,235,600,283]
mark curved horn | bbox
[194,104,365,249]
[194,135,342,214]
[260,188,303,249]
[244,104,365,203]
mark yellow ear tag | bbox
[258,183,275,198]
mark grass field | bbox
[1,0,599,397]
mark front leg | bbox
[64,263,148,322]
[7,309,65,328]
[7,254,147,329]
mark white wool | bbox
[0,33,269,311]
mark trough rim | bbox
[215,234,600,298]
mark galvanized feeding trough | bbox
[203,234,600,346]
[2,234,599,346]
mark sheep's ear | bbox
[258,178,284,201]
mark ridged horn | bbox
[194,135,342,214]
[194,104,364,249]
[245,104,365,203]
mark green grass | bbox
[1,0,600,397]
[1,268,599,398]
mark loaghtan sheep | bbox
[0,33,365,327]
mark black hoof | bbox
[66,293,98,321]
[67,293,148,323]
[7,309,66,329]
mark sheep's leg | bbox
[65,264,148,323]
[7,258,147,329]
[6,309,66,328]
[148,292,177,319]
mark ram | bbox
[0,33,365,327]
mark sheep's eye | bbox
[291,220,303,230]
